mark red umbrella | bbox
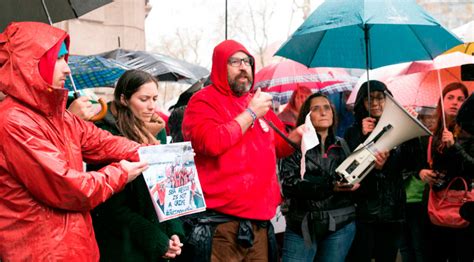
[254,60,357,104]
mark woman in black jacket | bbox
[280,93,359,262]
[344,80,403,262]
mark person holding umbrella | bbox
[0,22,148,260]
[344,80,402,262]
[417,83,472,262]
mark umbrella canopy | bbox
[452,20,474,43]
[444,42,474,56]
[355,52,474,107]
[64,55,131,91]
[275,0,461,70]
[347,62,412,103]
[385,69,474,107]
[99,49,209,84]
[254,60,357,104]
[0,0,112,30]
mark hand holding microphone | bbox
[248,88,272,118]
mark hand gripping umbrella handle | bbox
[69,75,107,122]
[89,98,108,122]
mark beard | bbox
[228,72,253,97]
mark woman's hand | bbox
[362,117,377,135]
[419,169,444,185]
[162,234,183,259]
[441,128,455,148]
[334,182,360,192]
[145,113,165,136]
[374,150,389,170]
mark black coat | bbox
[344,121,406,223]
[431,133,474,191]
[280,134,356,237]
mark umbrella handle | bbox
[89,98,108,122]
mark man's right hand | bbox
[248,88,272,118]
[68,96,95,121]
[119,160,149,183]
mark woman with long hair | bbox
[90,70,184,261]
[280,93,359,262]
[418,82,472,262]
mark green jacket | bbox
[90,108,184,261]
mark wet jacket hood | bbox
[353,80,392,123]
[0,22,69,116]
[210,40,255,96]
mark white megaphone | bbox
[336,91,432,185]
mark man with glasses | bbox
[182,40,302,261]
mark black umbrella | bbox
[98,49,209,84]
[0,0,113,30]
[168,77,211,111]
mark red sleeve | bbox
[0,112,133,211]
[182,95,243,156]
[70,113,140,163]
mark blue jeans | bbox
[282,221,356,262]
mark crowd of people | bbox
[0,22,473,262]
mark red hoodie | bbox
[182,40,293,220]
[0,22,140,261]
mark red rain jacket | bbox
[182,40,293,220]
[0,22,139,261]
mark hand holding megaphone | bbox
[336,91,432,185]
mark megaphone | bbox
[336,91,432,185]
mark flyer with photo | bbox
[138,142,206,222]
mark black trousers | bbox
[346,221,403,262]
[399,202,430,262]
[428,223,474,262]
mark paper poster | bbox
[138,142,206,222]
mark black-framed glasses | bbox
[364,95,385,103]
[228,57,253,67]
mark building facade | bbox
[54,0,151,55]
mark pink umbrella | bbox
[347,62,413,104]
[386,52,474,127]
[254,60,357,104]
[348,52,474,106]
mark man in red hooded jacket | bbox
[182,40,302,261]
[0,22,149,261]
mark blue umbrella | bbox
[275,0,462,70]
[65,55,130,91]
